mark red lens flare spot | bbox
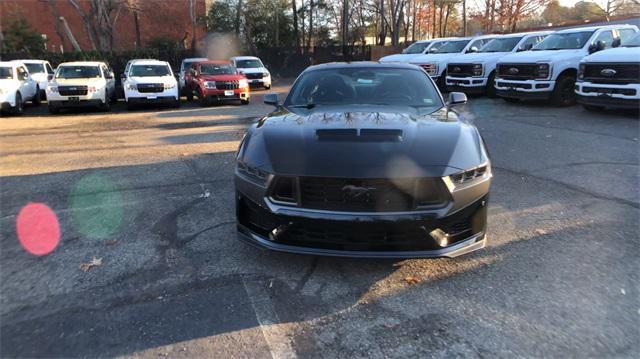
[16,203,61,256]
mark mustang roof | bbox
[305,61,425,72]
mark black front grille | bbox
[216,81,239,90]
[583,63,640,84]
[58,85,87,96]
[497,63,536,80]
[448,64,475,77]
[284,177,447,212]
[137,83,164,93]
[244,73,263,80]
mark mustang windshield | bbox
[130,65,171,77]
[480,37,523,52]
[403,42,430,54]
[200,64,236,75]
[533,31,594,50]
[0,67,13,79]
[431,40,471,53]
[56,66,101,79]
[285,67,443,111]
[236,59,263,68]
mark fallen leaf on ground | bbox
[534,229,548,235]
[79,257,103,272]
[404,276,420,285]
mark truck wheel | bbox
[583,104,604,112]
[32,87,41,106]
[241,99,250,105]
[13,92,24,115]
[551,75,576,107]
[173,98,181,108]
[198,89,209,107]
[186,89,193,102]
[486,73,497,98]
[126,100,135,111]
[48,104,59,114]
[101,93,111,112]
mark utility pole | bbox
[342,0,348,61]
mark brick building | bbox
[0,0,211,52]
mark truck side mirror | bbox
[612,38,621,48]
[589,40,606,54]
[466,46,479,53]
[517,43,533,52]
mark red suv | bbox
[184,61,250,106]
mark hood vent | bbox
[316,128,403,142]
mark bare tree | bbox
[67,0,125,51]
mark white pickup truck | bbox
[576,32,640,111]
[123,59,179,109]
[17,59,55,100]
[445,31,551,97]
[46,61,117,114]
[410,35,498,89]
[0,61,40,115]
[379,37,457,63]
[494,24,638,106]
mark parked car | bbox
[118,58,157,98]
[0,60,40,115]
[123,59,179,109]
[445,31,551,96]
[575,32,640,111]
[494,24,638,106]
[184,60,250,106]
[235,62,492,258]
[16,59,55,100]
[230,56,271,89]
[379,37,457,63]
[46,61,116,114]
[178,57,207,95]
[410,35,498,89]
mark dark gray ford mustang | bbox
[235,62,492,258]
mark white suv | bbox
[379,38,457,63]
[0,61,40,115]
[179,57,207,94]
[123,59,179,109]
[494,24,638,106]
[17,59,55,100]
[410,35,498,88]
[230,56,271,89]
[445,31,550,97]
[46,61,116,114]
[576,32,640,111]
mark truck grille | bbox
[583,63,640,84]
[416,63,437,76]
[497,63,536,80]
[244,73,263,80]
[270,177,448,212]
[58,85,88,96]
[447,64,475,77]
[137,83,164,93]
[215,81,239,90]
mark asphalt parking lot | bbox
[1,82,639,358]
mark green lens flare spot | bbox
[69,174,124,240]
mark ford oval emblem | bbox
[508,67,519,75]
[600,68,617,77]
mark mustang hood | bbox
[379,54,423,63]
[240,107,488,178]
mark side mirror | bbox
[264,93,279,107]
[467,46,479,53]
[612,38,621,48]
[517,43,533,52]
[47,74,54,81]
[589,40,606,53]
[447,92,467,106]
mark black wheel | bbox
[486,72,497,98]
[583,104,604,112]
[551,75,576,107]
[186,89,193,101]
[437,73,447,92]
[126,100,135,111]
[101,93,111,111]
[110,91,118,104]
[173,98,181,108]
[241,99,250,105]
[32,87,41,106]
[502,97,520,103]
[198,90,209,107]
[48,104,59,114]
[13,92,24,115]
[264,84,271,90]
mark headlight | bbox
[238,79,249,88]
[236,160,269,186]
[164,83,176,90]
[204,81,216,89]
[263,72,270,77]
[578,63,585,80]
[534,63,550,79]
[46,85,58,93]
[444,163,492,191]
[472,63,483,77]
[125,84,137,90]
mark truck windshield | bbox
[24,63,45,74]
[431,40,470,54]
[235,59,263,68]
[0,67,13,79]
[403,42,430,54]
[56,66,101,79]
[480,37,523,52]
[200,64,236,75]
[532,31,594,50]
[130,65,171,77]
[285,67,443,112]
[622,33,640,47]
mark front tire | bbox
[486,72,497,98]
[173,98,181,108]
[583,104,604,112]
[32,87,41,106]
[198,89,209,107]
[13,92,24,115]
[551,75,576,107]
[101,93,111,112]
[186,89,193,101]
[48,103,60,114]
[241,99,250,105]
